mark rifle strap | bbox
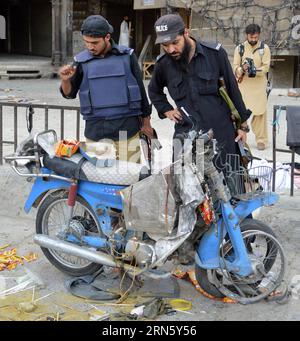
[219,86,241,129]
[219,85,253,158]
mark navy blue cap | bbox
[81,15,114,37]
[154,14,185,44]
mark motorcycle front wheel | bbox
[195,219,286,304]
[36,191,104,276]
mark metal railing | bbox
[272,105,297,196]
[138,34,153,70]
[0,102,81,165]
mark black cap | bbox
[154,14,185,44]
[81,15,114,37]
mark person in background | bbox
[118,15,130,47]
[233,24,271,151]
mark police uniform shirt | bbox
[148,39,251,166]
[60,43,151,141]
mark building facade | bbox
[0,0,299,87]
[188,0,300,88]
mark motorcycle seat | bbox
[43,153,150,185]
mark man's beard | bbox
[248,40,258,46]
[90,41,107,55]
[169,38,191,71]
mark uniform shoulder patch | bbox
[156,53,166,62]
[74,49,93,63]
[200,41,222,51]
[114,44,132,55]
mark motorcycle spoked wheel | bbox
[195,219,286,303]
[36,191,104,276]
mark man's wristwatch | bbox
[239,124,250,133]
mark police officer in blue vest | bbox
[59,15,152,162]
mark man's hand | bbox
[140,116,154,138]
[235,129,247,143]
[164,109,182,123]
[59,65,77,81]
[235,66,245,83]
[242,63,249,73]
[59,65,77,97]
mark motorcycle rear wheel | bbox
[195,219,285,303]
[36,191,104,276]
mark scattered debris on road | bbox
[173,268,237,303]
[288,88,300,97]
[0,246,38,271]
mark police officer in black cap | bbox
[149,14,251,169]
[149,14,252,264]
[59,15,152,162]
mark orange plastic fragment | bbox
[0,244,11,250]
[0,247,38,272]
[198,198,215,225]
[55,139,80,157]
[22,252,38,262]
[173,268,237,304]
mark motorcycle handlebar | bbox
[176,108,214,146]
[176,128,214,146]
[174,128,215,161]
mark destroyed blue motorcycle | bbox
[5,126,286,304]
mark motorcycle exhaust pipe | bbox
[34,235,169,279]
[34,234,118,268]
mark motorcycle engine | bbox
[125,238,156,267]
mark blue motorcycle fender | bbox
[234,192,279,220]
[24,171,125,214]
[24,176,70,213]
[195,193,279,270]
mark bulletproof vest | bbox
[75,47,142,120]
